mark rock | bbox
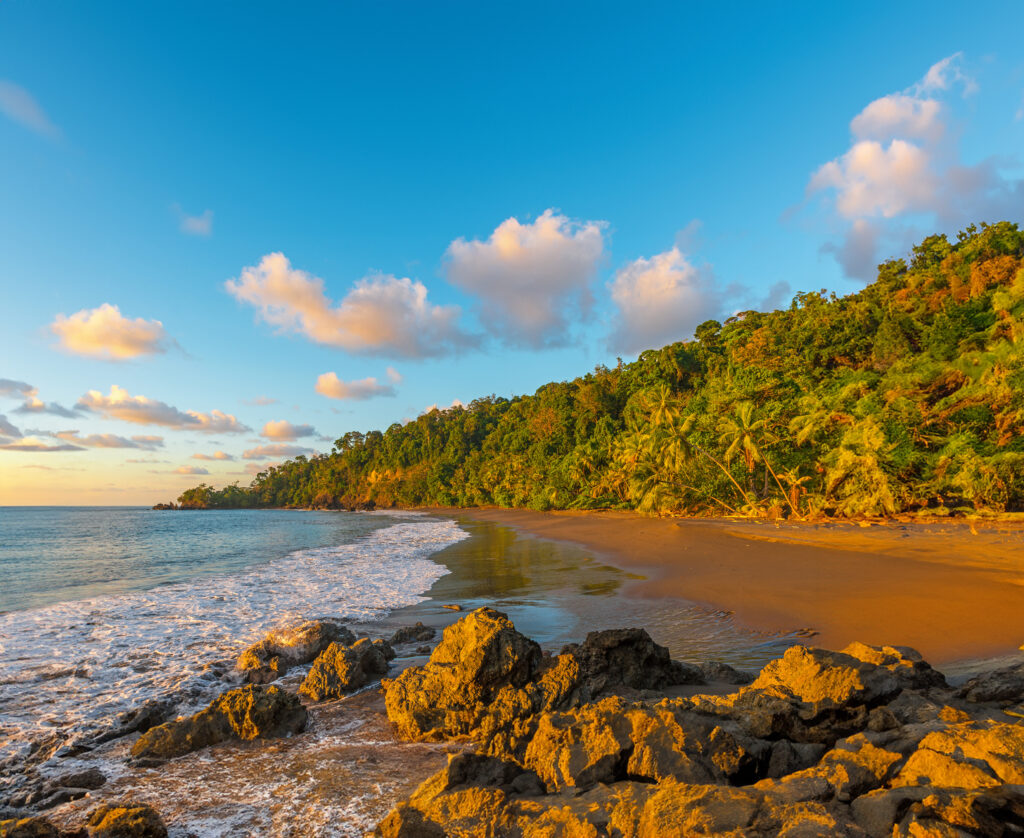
[0,818,61,838]
[384,608,544,740]
[130,684,306,760]
[699,660,754,685]
[692,644,926,744]
[561,628,703,694]
[442,604,463,611]
[389,623,437,645]
[86,803,167,837]
[53,768,105,791]
[236,619,355,683]
[384,609,700,744]
[957,661,1024,703]
[300,638,394,700]
[891,786,1024,838]
[893,720,1024,788]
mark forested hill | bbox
[175,222,1024,518]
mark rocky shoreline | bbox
[3,607,1024,836]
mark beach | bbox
[439,509,1024,667]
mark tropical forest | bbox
[175,222,1024,519]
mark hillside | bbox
[175,222,1024,518]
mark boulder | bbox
[957,661,1024,703]
[300,638,395,700]
[383,608,544,740]
[560,628,703,694]
[893,721,1024,788]
[383,609,698,743]
[236,619,355,683]
[86,803,167,838]
[0,818,62,838]
[390,623,437,645]
[130,684,306,760]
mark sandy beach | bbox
[438,509,1024,666]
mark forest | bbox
[174,222,1024,519]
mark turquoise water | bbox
[0,506,396,613]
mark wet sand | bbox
[438,509,1024,666]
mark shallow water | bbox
[7,511,805,835]
[0,509,466,786]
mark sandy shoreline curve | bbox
[430,508,1024,667]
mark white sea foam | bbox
[0,517,466,775]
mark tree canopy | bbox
[174,222,1024,518]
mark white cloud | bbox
[50,304,171,360]
[609,246,723,355]
[0,80,59,138]
[174,465,209,475]
[421,398,465,415]
[244,461,280,475]
[192,451,234,461]
[173,205,213,237]
[810,139,938,219]
[444,210,607,348]
[0,379,37,399]
[226,253,470,357]
[76,385,251,433]
[0,414,22,439]
[261,420,316,441]
[14,396,80,418]
[242,396,278,406]
[315,367,401,401]
[0,436,83,452]
[242,443,314,460]
[808,53,1023,280]
[50,431,165,449]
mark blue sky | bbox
[2,1,1023,504]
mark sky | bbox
[1,1,1023,505]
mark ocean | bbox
[0,507,467,790]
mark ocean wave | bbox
[0,517,466,776]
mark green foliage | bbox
[177,222,1024,518]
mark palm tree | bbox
[718,401,800,517]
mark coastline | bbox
[428,507,1024,668]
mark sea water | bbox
[0,507,467,785]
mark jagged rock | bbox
[893,720,1024,788]
[384,608,545,740]
[699,660,754,685]
[0,817,61,838]
[130,684,306,760]
[692,644,935,744]
[300,638,395,700]
[560,628,703,693]
[957,661,1024,703]
[390,623,437,645]
[86,803,167,837]
[757,734,902,804]
[376,620,1024,838]
[891,786,1024,837]
[236,619,355,683]
[53,768,106,791]
[513,696,770,791]
[384,608,697,743]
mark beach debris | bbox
[375,609,1024,838]
[299,638,395,701]
[236,619,355,684]
[86,802,167,837]
[389,622,437,645]
[130,684,306,761]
